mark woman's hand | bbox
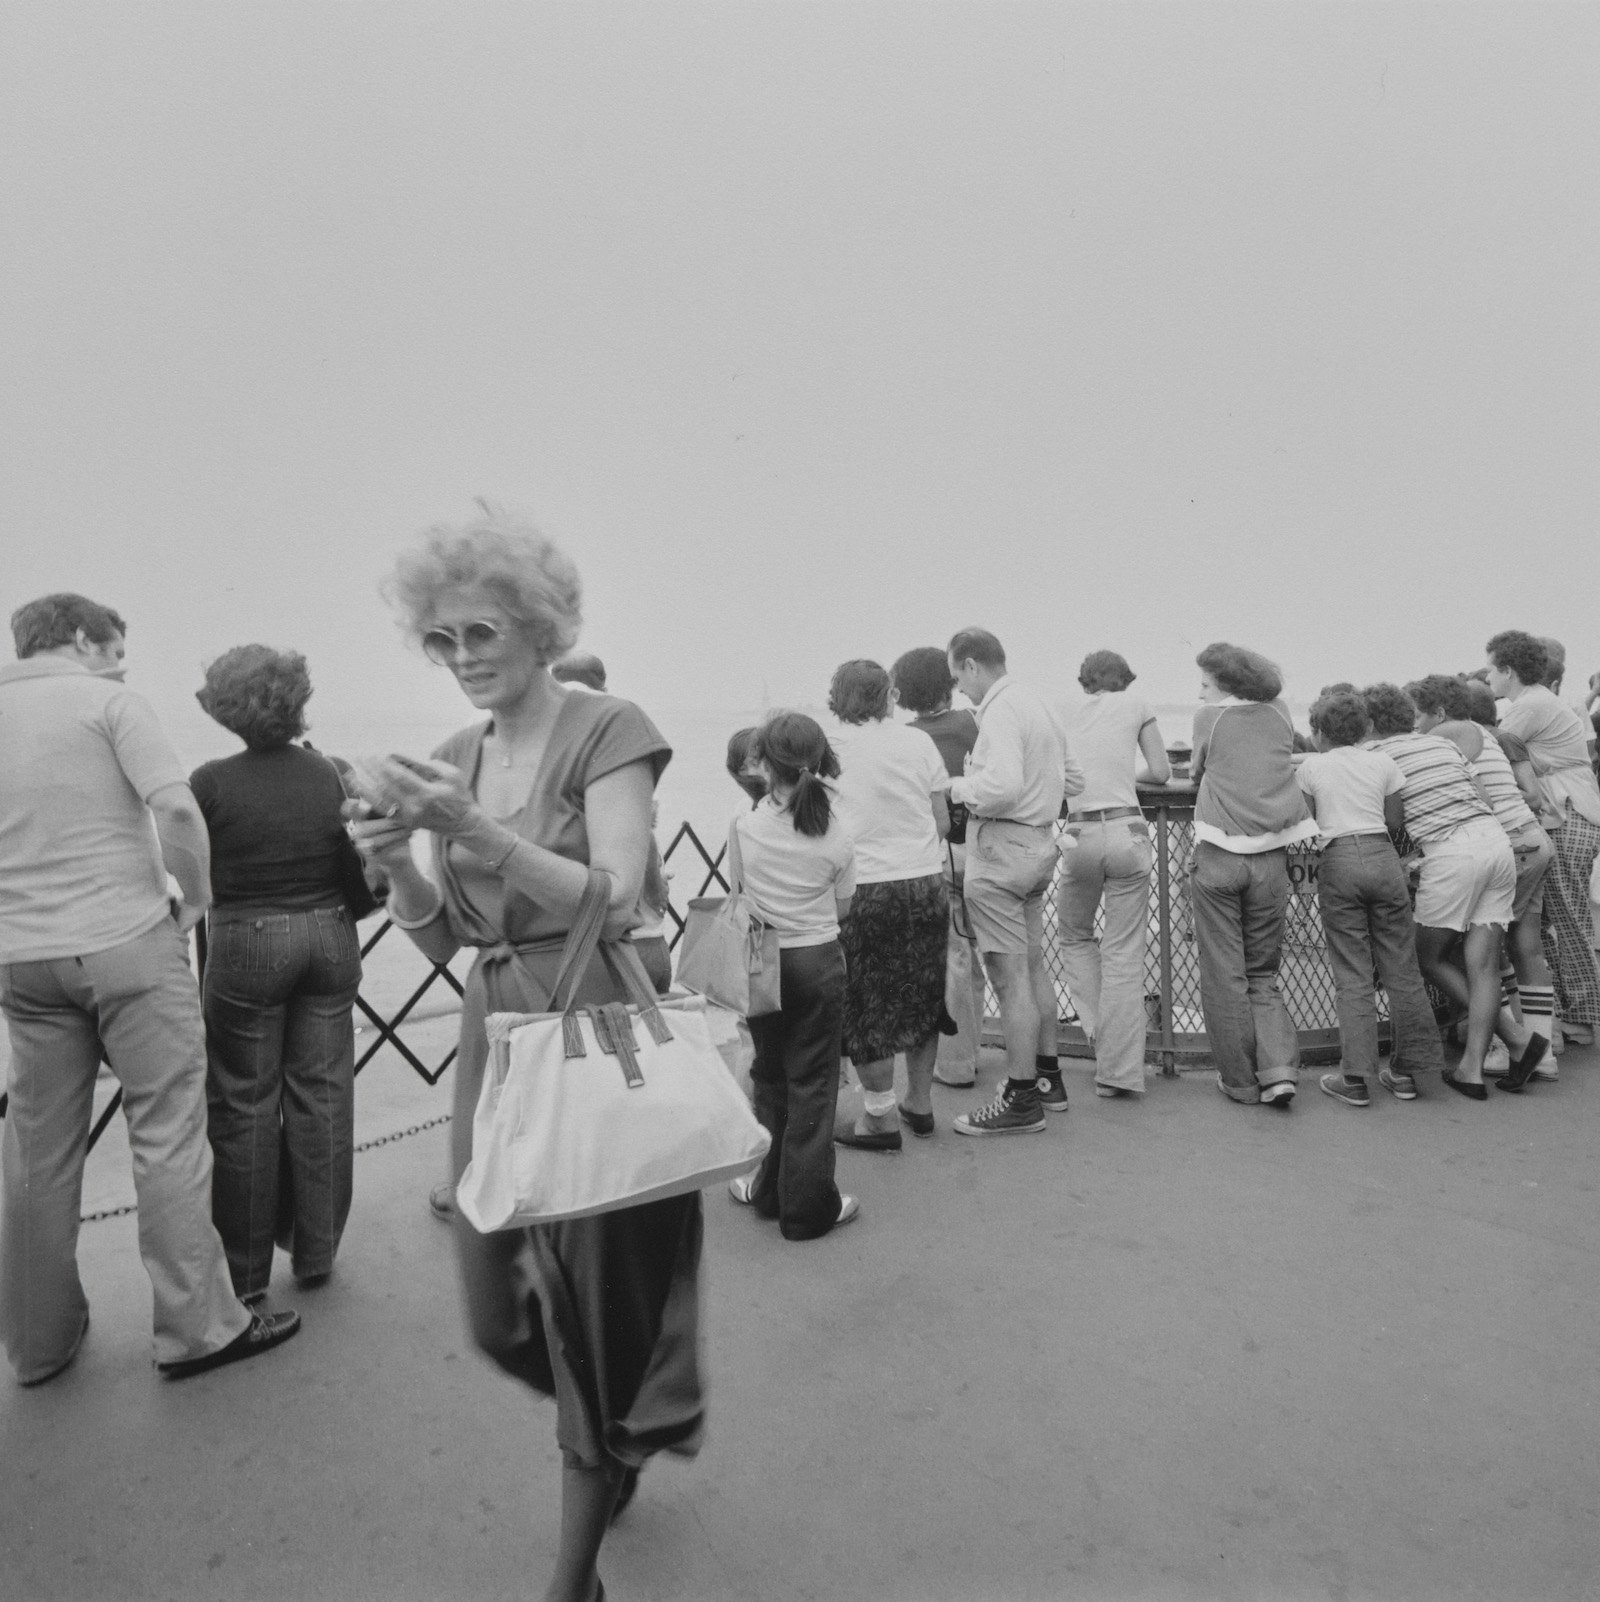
[343,799,418,873]
[355,756,476,835]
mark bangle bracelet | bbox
[486,833,520,873]
[389,890,445,930]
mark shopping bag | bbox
[673,819,781,1016]
[455,875,771,1230]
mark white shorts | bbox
[1415,818,1517,932]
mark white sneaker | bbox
[1483,1038,1511,1077]
[1260,1081,1296,1106]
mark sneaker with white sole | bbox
[1319,1074,1369,1107]
[1259,1081,1296,1107]
[1378,1066,1418,1100]
[1035,1069,1070,1111]
[1483,1038,1511,1077]
[952,1079,1047,1137]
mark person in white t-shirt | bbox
[827,660,952,1150]
[1058,651,1169,1098]
[726,712,861,1240]
[1296,692,1444,1106]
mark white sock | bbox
[1521,984,1554,1042]
[862,1089,898,1119]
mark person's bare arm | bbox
[1137,721,1171,785]
[931,789,951,841]
[147,783,212,932]
[835,893,854,922]
[1510,758,1544,813]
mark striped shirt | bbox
[1368,733,1492,844]
[1470,732,1537,837]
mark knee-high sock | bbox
[1520,984,1555,1042]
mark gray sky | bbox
[3,2,1596,734]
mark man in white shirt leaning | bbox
[944,628,1083,1136]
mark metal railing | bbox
[0,804,1369,1159]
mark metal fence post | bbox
[1155,803,1176,1076]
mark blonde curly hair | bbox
[384,501,583,666]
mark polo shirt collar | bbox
[0,657,93,687]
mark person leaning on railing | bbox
[1409,673,1556,1087]
[190,644,367,1302]
[1361,682,1519,1100]
[1058,650,1170,1099]
[347,505,701,1602]
[1188,643,1318,1109]
[1295,691,1444,1108]
[1486,630,1600,1051]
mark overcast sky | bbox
[2,2,1595,735]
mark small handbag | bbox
[673,819,782,1017]
[454,874,771,1230]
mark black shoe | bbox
[1440,1071,1488,1102]
[1497,1035,1549,1092]
[1036,1069,1070,1111]
[834,1125,903,1153]
[898,1103,935,1138]
[159,1310,302,1380]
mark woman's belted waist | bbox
[479,934,572,968]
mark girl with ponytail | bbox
[724,713,862,1239]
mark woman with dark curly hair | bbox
[826,659,951,1149]
[1189,643,1317,1107]
[190,645,369,1300]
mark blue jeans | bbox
[1057,818,1153,1091]
[203,904,362,1295]
[1316,834,1444,1081]
[1190,843,1299,1100]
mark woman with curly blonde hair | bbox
[191,645,368,1301]
[349,505,697,1602]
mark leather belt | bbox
[1069,806,1143,823]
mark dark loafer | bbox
[1497,1034,1549,1092]
[834,1125,903,1153]
[1440,1070,1488,1102]
[159,1310,301,1380]
[898,1104,935,1138]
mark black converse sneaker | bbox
[1036,1068,1070,1111]
[953,1078,1047,1137]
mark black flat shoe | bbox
[1497,1035,1549,1092]
[834,1125,903,1153]
[898,1104,935,1138]
[1440,1070,1488,1102]
[159,1310,301,1379]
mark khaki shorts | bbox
[1415,818,1517,933]
[1508,824,1554,925]
[962,819,1058,956]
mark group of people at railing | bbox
[3,502,1599,1602]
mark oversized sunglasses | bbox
[421,620,509,664]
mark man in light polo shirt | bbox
[945,628,1082,1136]
[0,592,299,1384]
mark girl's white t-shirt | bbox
[829,718,948,882]
[733,798,857,948]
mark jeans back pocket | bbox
[315,906,359,967]
[224,914,292,972]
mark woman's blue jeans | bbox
[203,904,362,1296]
[1317,834,1444,1081]
[1190,843,1300,1101]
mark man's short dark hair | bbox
[1405,674,1473,722]
[1078,650,1136,694]
[890,647,955,715]
[1484,631,1547,688]
[1362,682,1418,739]
[1463,680,1498,728]
[1309,692,1370,749]
[947,628,1006,671]
[11,593,127,659]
